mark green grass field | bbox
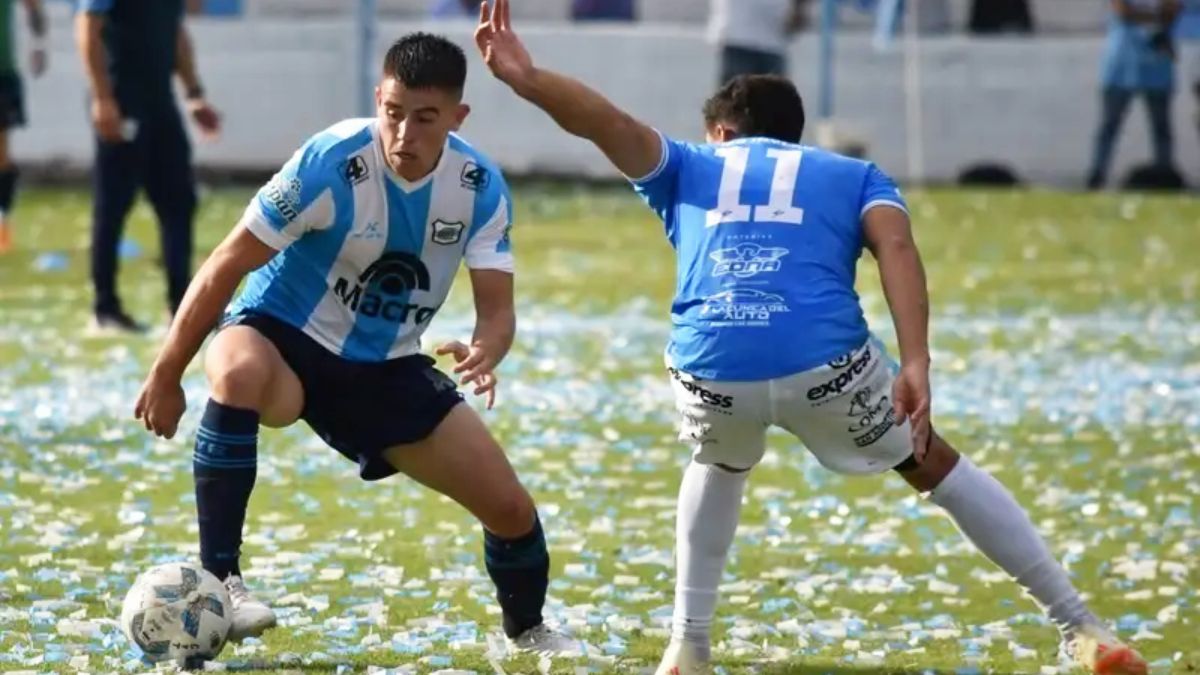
[0,186,1197,674]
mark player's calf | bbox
[900,433,1099,639]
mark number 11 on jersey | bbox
[706,147,805,227]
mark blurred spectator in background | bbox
[1087,0,1181,190]
[968,0,1033,34]
[709,0,807,85]
[75,0,221,333]
[429,0,475,19]
[572,0,635,22]
[0,0,46,255]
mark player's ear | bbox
[452,103,471,131]
[374,85,383,110]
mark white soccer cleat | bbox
[223,575,277,642]
[1066,623,1148,675]
[507,623,586,658]
[655,640,713,675]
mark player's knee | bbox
[208,359,273,410]
[481,487,537,540]
[205,344,276,410]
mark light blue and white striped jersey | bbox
[632,134,907,381]
[229,119,513,362]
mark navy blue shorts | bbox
[223,312,463,481]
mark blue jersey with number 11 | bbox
[632,133,907,381]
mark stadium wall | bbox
[16,14,1200,186]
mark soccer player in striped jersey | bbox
[134,33,579,656]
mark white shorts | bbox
[667,337,913,475]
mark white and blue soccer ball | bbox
[119,562,232,665]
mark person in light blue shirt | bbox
[132,32,581,657]
[475,1,1149,673]
[1088,0,1181,189]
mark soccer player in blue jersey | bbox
[475,1,1148,673]
[132,33,579,655]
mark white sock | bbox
[930,456,1096,634]
[670,461,748,656]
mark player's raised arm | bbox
[474,0,662,179]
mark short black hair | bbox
[382,33,467,94]
[702,75,805,143]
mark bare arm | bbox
[74,12,114,101]
[475,0,662,179]
[469,269,515,364]
[863,207,929,367]
[437,269,515,409]
[148,224,278,382]
[508,69,662,179]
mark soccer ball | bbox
[120,562,232,665]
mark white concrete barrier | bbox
[12,10,1199,185]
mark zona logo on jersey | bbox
[334,252,439,324]
[709,244,789,279]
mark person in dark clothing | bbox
[75,0,221,333]
[0,0,47,254]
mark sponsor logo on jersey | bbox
[668,367,734,409]
[431,219,465,245]
[828,353,853,368]
[343,155,370,186]
[460,162,490,191]
[709,244,789,279]
[333,252,439,324]
[699,288,789,325]
[264,174,303,222]
[350,220,383,240]
[807,347,873,401]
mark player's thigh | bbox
[667,366,769,471]
[203,324,304,428]
[380,404,534,538]
[772,338,912,475]
[0,129,9,166]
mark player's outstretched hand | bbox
[474,0,535,90]
[134,372,187,439]
[892,361,931,462]
[436,340,500,410]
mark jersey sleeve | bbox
[243,139,338,251]
[465,176,514,273]
[628,130,688,222]
[859,163,908,219]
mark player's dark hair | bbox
[703,75,805,143]
[383,33,467,95]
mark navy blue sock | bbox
[0,168,18,218]
[193,400,258,580]
[484,514,549,638]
